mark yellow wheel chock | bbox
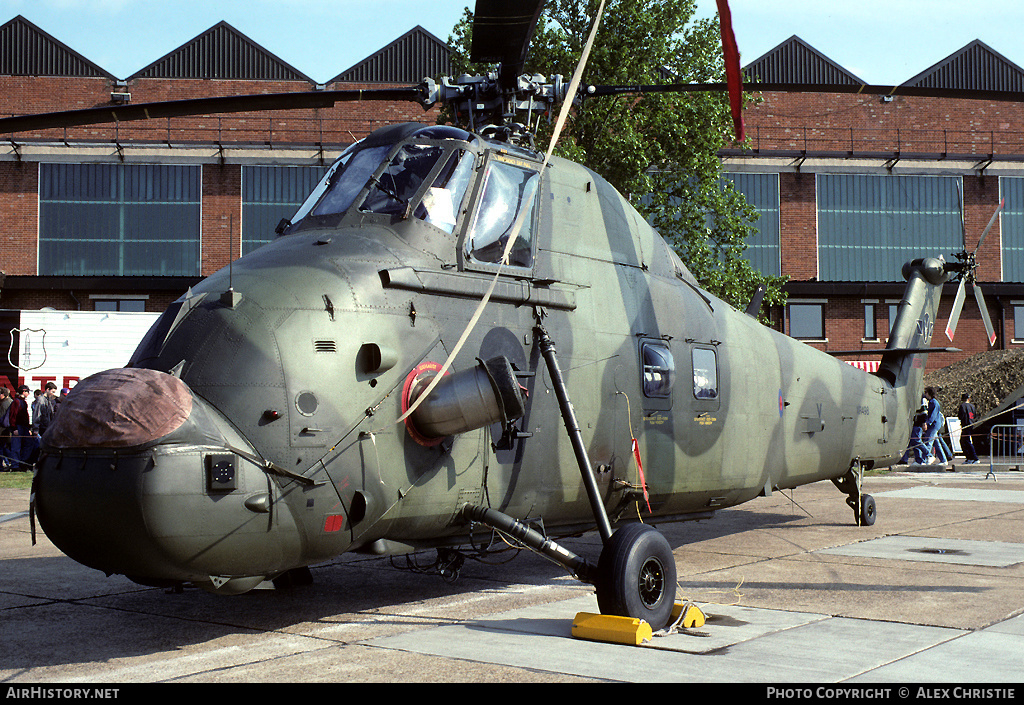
[572,602,707,645]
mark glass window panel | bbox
[789,303,825,339]
[39,163,200,276]
[641,342,674,398]
[864,303,877,339]
[242,165,328,255]
[692,348,718,399]
[1002,178,1024,281]
[720,173,781,276]
[1014,306,1024,340]
[817,174,962,282]
[466,158,539,268]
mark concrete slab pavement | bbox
[2,469,1024,683]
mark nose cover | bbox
[44,368,192,449]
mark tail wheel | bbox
[595,523,677,630]
[858,494,877,526]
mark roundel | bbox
[401,361,449,447]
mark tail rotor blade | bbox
[945,277,967,341]
[974,197,1005,255]
[972,281,997,347]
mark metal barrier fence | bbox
[987,424,1024,477]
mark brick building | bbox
[0,16,446,317]
[2,17,1023,379]
[728,36,1024,373]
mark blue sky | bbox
[5,0,1024,86]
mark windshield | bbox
[310,144,391,218]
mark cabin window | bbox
[641,342,674,398]
[466,158,539,268]
[692,348,718,399]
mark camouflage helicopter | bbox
[2,0,998,631]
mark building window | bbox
[39,163,201,276]
[1002,178,1024,281]
[817,174,962,282]
[92,297,147,312]
[720,172,781,276]
[864,302,878,340]
[888,303,900,333]
[1014,304,1024,342]
[242,165,329,255]
[789,302,825,340]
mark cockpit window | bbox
[284,125,478,233]
[415,150,474,234]
[465,158,539,268]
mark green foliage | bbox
[448,0,786,316]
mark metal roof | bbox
[128,21,313,82]
[0,15,114,78]
[742,36,864,85]
[331,26,450,84]
[904,40,1024,92]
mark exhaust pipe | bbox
[404,356,525,443]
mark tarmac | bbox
[2,460,1024,685]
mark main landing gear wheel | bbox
[857,494,876,526]
[595,523,677,631]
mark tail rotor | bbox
[945,188,1003,346]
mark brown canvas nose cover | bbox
[44,368,193,449]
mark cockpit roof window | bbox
[285,124,477,233]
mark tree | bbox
[447,0,786,317]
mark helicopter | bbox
[2,0,1000,631]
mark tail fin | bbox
[877,258,949,396]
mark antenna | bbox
[220,213,242,308]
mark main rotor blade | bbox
[973,282,997,347]
[0,87,421,134]
[974,197,1006,255]
[582,81,1024,104]
[471,0,545,88]
[715,0,744,142]
[945,277,967,342]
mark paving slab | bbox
[2,473,1024,683]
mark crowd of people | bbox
[900,386,980,466]
[0,382,69,471]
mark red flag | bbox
[715,0,745,142]
[631,438,652,512]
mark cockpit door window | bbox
[464,156,540,269]
[414,149,475,234]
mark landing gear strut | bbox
[833,462,876,526]
[456,327,679,632]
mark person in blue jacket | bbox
[921,387,943,464]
